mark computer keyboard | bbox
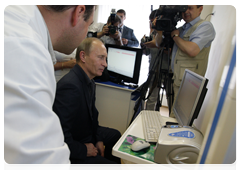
[142,110,170,143]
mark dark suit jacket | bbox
[122,25,139,47]
[53,64,102,161]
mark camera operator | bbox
[143,18,163,49]
[153,5,216,117]
[141,10,169,110]
[88,15,123,46]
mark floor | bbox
[121,107,169,170]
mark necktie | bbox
[119,27,122,33]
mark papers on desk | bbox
[118,134,156,162]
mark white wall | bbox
[201,5,214,21]
[193,5,236,135]
[193,5,236,164]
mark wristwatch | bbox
[172,34,179,38]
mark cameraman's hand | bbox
[140,35,146,49]
[109,30,119,38]
[98,25,109,38]
[102,25,109,34]
[144,39,158,48]
[85,143,98,157]
[171,29,179,38]
[110,31,123,46]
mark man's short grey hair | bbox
[75,37,104,63]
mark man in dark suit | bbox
[117,9,139,47]
[53,37,121,164]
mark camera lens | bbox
[108,25,116,35]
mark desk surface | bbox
[112,111,156,164]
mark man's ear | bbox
[72,5,86,27]
[79,51,86,63]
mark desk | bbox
[112,111,156,164]
[95,81,141,134]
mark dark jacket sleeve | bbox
[53,82,88,161]
[127,29,139,47]
[123,27,139,47]
[92,85,104,142]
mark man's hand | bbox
[101,25,109,35]
[96,141,105,157]
[110,31,123,46]
[144,39,158,48]
[110,30,121,39]
[122,38,128,45]
[171,29,180,38]
[65,58,76,68]
[171,29,200,57]
[85,143,98,157]
[98,25,109,38]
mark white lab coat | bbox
[4,5,70,163]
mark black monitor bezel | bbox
[173,69,208,126]
[105,44,142,85]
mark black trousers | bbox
[71,126,121,164]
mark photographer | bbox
[88,15,123,46]
[153,5,215,117]
[141,10,169,110]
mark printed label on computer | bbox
[168,131,195,139]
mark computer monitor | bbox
[105,44,142,85]
[173,69,208,126]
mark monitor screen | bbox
[105,44,142,85]
[173,69,208,126]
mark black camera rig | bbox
[153,5,188,32]
[107,9,118,35]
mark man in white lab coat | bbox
[4,5,95,164]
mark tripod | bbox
[129,31,174,125]
[155,32,174,112]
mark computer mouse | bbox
[131,140,150,151]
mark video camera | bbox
[140,35,152,50]
[107,9,118,35]
[152,5,188,32]
[141,36,152,44]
